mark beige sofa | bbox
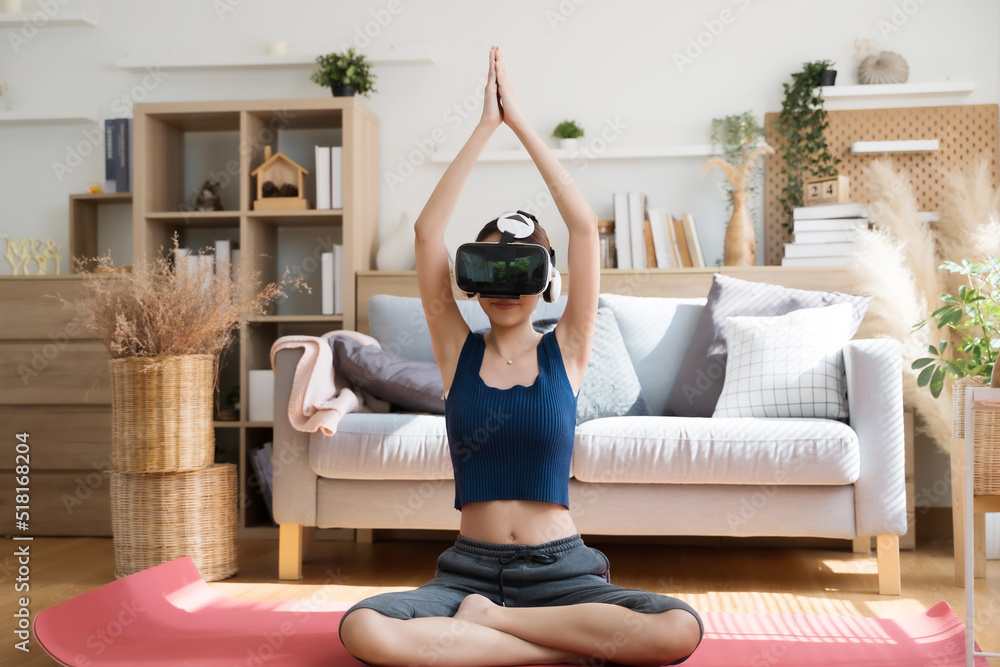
[271,292,906,594]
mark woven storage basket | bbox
[110,463,238,581]
[952,376,986,439]
[109,354,215,473]
[973,404,1000,495]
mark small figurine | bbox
[193,179,224,211]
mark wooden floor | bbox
[5,536,999,665]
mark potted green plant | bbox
[311,47,377,98]
[553,119,584,150]
[774,60,841,227]
[913,256,1000,398]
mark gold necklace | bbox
[490,333,536,365]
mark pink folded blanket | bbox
[270,331,380,435]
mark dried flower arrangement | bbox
[66,235,307,360]
[701,143,774,193]
[851,158,1000,450]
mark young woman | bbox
[339,46,703,667]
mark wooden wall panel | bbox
[0,473,111,536]
[764,104,1000,265]
[0,341,110,404]
[0,406,111,469]
[0,277,89,340]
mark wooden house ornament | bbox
[251,146,310,211]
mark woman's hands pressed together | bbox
[481,46,525,132]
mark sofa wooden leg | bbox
[877,535,900,596]
[279,524,304,581]
[356,529,374,543]
[852,536,872,553]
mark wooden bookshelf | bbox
[129,97,379,534]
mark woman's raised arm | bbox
[414,46,503,391]
[494,47,600,383]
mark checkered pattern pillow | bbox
[713,304,853,420]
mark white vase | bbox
[558,138,578,150]
[376,212,416,271]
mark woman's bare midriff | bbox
[459,499,578,545]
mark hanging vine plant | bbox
[775,60,841,226]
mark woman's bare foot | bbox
[453,593,499,627]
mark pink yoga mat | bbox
[34,557,987,666]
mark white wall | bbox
[1,0,997,510]
[1,0,996,271]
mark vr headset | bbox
[455,210,562,303]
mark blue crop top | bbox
[444,330,578,510]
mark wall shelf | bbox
[0,10,96,27]
[428,144,715,164]
[851,139,940,154]
[0,110,97,125]
[116,43,440,70]
[820,81,975,99]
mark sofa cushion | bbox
[598,294,706,416]
[713,304,852,420]
[663,274,872,418]
[531,308,650,424]
[310,413,454,480]
[331,337,445,414]
[573,415,859,485]
[368,294,568,363]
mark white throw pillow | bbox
[712,304,853,420]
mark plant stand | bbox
[962,386,1000,666]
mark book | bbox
[647,207,675,269]
[781,255,856,267]
[682,213,706,267]
[670,216,693,267]
[114,118,130,194]
[793,202,868,220]
[248,369,274,422]
[321,251,334,315]
[613,193,632,269]
[628,192,647,269]
[315,146,331,210]
[104,119,117,193]
[793,229,860,244]
[333,244,344,315]
[250,444,274,522]
[783,241,858,258]
[126,118,133,193]
[642,219,657,268]
[330,146,344,209]
[792,218,869,233]
[214,239,231,279]
[230,248,241,281]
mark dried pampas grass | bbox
[852,157,1000,451]
[66,235,307,360]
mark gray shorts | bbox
[340,534,703,664]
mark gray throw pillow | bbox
[331,338,445,414]
[663,274,872,418]
[531,308,650,424]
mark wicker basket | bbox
[952,376,986,439]
[973,403,1000,495]
[110,464,238,581]
[109,354,215,473]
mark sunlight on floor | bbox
[821,558,878,575]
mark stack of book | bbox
[783,202,869,267]
[104,118,133,193]
[612,192,705,269]
[314,145,344,210]
[174,239,240,288]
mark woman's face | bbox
[476,231,542,327]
